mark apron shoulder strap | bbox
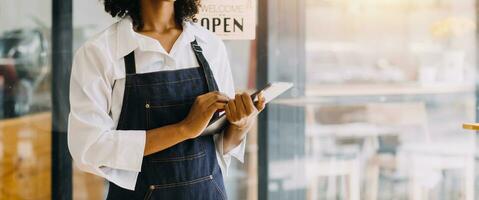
[124,51,136,75]
[190,40,219,92]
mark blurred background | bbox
[0,0,478,199]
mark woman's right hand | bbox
[179,92,229,139]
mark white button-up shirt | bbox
[68,18,245,191]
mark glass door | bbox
[261,0,477,199]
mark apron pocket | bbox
[143,175,225,200]
[149,150,206,163]
[145,97,196,130]
[144,97,208,164]
[147,97,196,108]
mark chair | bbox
[365,102,475,200]
[304,105,362,200]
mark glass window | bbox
[264,0,477,199]
[0,0,52,199]
[223,40,257,200]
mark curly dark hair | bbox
[103,0,200,30]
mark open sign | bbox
[197,0,256,40]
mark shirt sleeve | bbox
[213,40,247,176]
[68,44,145,191]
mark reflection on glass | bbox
[0,0,53,199]
[267,0,477,199]
[0,29,49,118]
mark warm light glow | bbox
[431,17,476,39]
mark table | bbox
[463,123,479,131]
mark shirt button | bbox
[145,103,150,109]
[149,185,155,190]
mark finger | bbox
[211,92,230,102]
[208,102,226,110]
[225,104,233,121]
[256,92,266,111]
[207,102,227,115]
[235,94,247,117]
[203,92,230,106]
[252,91,261,102]
[199,91,228,100]
[196,91,216,104]
[197,91,217,100]
[227,100,237,120]
[241,92,255,114]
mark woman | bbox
[67,0,265,199]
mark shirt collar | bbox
[115,17,207,59]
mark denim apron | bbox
[106,40,227,200]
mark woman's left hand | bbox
[225,92,266,131]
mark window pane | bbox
[265,0,477,199]
[223,40,258,200]
[0,0,52,199]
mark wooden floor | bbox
[0,112,104,200]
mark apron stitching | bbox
[143,188,154,200]
[149,150,206,163]
[145,100,150,129]
[149,102,193,108]
[150,175,213,189]
[212,178,227,200]
[125,67,199,78]
[131,77,202,87]
[146,97,196,108]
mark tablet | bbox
[201,82,293,136]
